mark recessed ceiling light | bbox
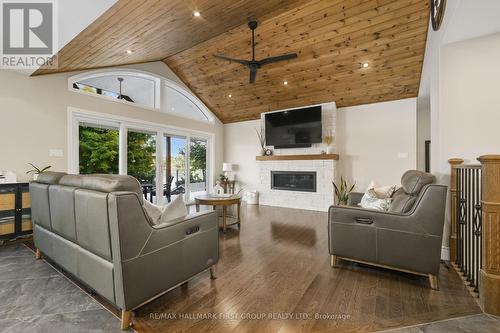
[362,62,369,68]
[283,81,288,85]
[126,49,133,54]
[193,11,201,17]
[228,94,232,98]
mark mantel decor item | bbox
[324,135,334,154]
[26,163,51,181]
[332,177,355,205]
[256,127,266,156]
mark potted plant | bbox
[332,176,355,205]
[26,163,51,181]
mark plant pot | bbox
[326,146,332,154]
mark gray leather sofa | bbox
[328,170,447,289]
[30,172,219,329]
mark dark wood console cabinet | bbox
[0,183,32,240]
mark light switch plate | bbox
[397,152,409,159]
[49,149,64,157]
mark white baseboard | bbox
[441,246,450,261]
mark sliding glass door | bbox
[78,122,119,174]
[189,137,208,197]
[73,113,212,205]
[163,135,187,203]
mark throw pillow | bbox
[157,194,188,225]
[365,180,397,198]
[359,188,392,211]
[143,199,163,224]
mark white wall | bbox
[416,96,431,171]
[0,62,224,182]
[224,98,417,197]
[336,98,417,191]
[439,33,500,170]
[223,119,261,192]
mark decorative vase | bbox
[326,146,332,154]
[33,174,38,181]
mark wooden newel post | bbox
[478,155,500,316]
[448,158,464,263]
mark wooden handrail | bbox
[477,155,500,316]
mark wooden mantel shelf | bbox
[256,153,339,161]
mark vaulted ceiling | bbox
[34,0,430,123]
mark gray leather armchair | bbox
[328,170,447,289]
[30,172,219,330]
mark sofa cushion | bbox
[401,170,435,196]
[60,174,143,203]
[36,171,67,185]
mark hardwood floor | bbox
[127,204,481,333]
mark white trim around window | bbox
[68,106,215,203]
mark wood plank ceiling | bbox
[34,0,430,124]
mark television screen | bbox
[265,106,322,148]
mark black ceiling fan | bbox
[213,20,298,84]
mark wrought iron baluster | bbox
[454,165,482,295]
[467,168,472,282]
[458,168,466,272]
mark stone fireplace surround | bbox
[256,102,337,212]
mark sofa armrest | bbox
[138,210,217,254]
[152,211,215,230]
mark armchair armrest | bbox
[348,192,364,207]
[329,205,427,235]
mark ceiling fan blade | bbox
[213,54,251,67]
[249,67,258,84]
[258,53,298,66]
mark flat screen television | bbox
[265,106,322,149]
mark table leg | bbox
[237,202,241,229]
[222,205,227,234]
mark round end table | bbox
[195,194,241,233]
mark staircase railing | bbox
[449,155,500,316]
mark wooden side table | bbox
[195,194,241,233]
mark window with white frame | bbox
[70,109,213,204]
[71,71,160,109]
[68,70,215,123]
